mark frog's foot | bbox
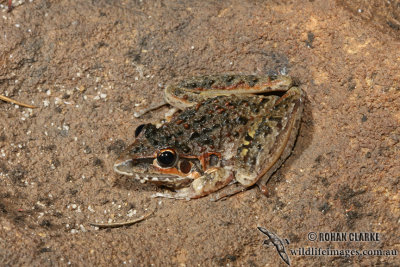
[164,107,179,121]
[257,182,270,196]
[152,168,234,200]
[152,107,181,128]
[151,191,191,200]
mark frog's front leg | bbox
[134,100,179,128]
[133,99,168,118]
[152,168,234,200]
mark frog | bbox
[114,74,303,200]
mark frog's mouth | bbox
[114,157,197,188]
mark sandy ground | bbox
[0,0,399,266]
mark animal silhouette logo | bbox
[258,227,291,266]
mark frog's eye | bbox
[157,149,178,167]
[134,124,146,137]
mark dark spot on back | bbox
[269,75,278,81]
[236,116,248,125]
[244,134,253,141]
[222,75,235,85]
[190,132,200,140]
[209,154,219,167]
[246,75,259,87]
[181,77,215,89]
[180,145,190,153]
[194,115,206,123]
[178,109,196,121]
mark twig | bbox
[0,95,37,108]
[89,205,156,229]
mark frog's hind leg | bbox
[165,75,293,107]
[255,131,298,195]
[256,87,303,194]
[152,168,234,200]
[232,86,303,196]
[254,143,295,196]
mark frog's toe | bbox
[151,187,202,200]
[151,191,191,200]
[210,183,248,201]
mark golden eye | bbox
[157,149,177,167]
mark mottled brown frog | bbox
[114,75,303,200]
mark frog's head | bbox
[113,123,221,188]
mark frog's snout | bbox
[114,158,134,176]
